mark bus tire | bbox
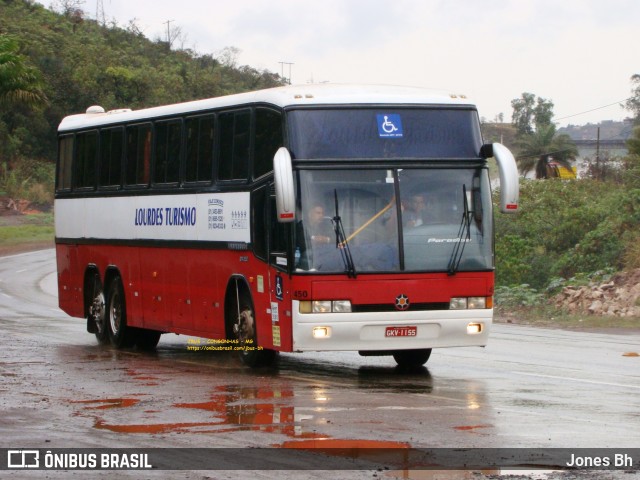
[234,291,277,368]
[86,271,109,345]
[134,329,162,351]
[392,348,432,368]
[106,275,135,348]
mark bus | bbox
[55,84,519,368]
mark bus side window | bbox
[74,130,98,190]
[154,120,182,184]
[185,114,215,183]
[57,135,74,192]
[252,185,268,261]
[99,127,123,188]
[218,110,250,182]
[254,108,282,180]
[125,123,151,186]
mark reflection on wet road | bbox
[1,250,640,478]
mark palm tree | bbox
[0,35,47,108]
[514,124,578,179]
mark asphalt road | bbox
[1,249,639,479]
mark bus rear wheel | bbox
[87,272,108,345]
[233,293,277,368]
[106,275,135,348]
[392,348,432,369]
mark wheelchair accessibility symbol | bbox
[377,114,403,138]
[275,275,284,301]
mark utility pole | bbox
[278,61,294,85]
[96,0,105,25]
[596,126,601,179]
[164,19,174,48]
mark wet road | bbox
[1,250,639,479]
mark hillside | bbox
[558,120,634,141]
[0,0,285,164]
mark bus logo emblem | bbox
[395,294,410,310]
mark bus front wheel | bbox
[392,349,432,369]
[233,292,277,368]
[106,275,135,348]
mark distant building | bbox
[558,120,631,177]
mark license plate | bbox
[385,326,417,337]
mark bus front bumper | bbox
[291,300,493,352]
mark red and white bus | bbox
[55,84,519,368]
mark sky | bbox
[40,0,639,127]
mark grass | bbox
[0,213,55,253]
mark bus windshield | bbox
[294,168,493,274]
[287,108,483,160]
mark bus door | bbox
[253,184,291,351]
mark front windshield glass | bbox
[295,168,492,274]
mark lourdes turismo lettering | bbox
[134,207,197,227]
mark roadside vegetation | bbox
[1,1,640,328]
[491,85,640,326]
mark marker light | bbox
[313,327,331,339]
[467,323,483,335]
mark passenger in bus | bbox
[403,194,427,227]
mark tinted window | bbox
[74,130,98,189]
[154,120,182,184]
[288,108,483,160]
[57,135,73,191]
[185,115,215,183]
[125,123,151,186]
[254,108,282,179]
[219,110,250,181]
[252,185,268,261]
[99,127,123,187]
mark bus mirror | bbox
[273,147,296,223]
[491,143,519,213]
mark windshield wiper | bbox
[331,189,357,278]
[447,184,472,275]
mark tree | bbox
[511,92,554,135]
[0,35,47,108]
[626,74,640,124]
[514,124,578,178]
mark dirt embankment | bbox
[553,269,640,317]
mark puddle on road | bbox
[94,419,220,434]
[70,398,141,409]
[452,424,491,431]
[70,384,330,440]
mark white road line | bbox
[514,371,640,390]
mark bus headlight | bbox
[450,297,490,309]
[312,301,332,313]
[332,300,352,313]
[299,300,352,314]
[467,297,486,309]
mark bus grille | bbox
[351,302,450,313]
